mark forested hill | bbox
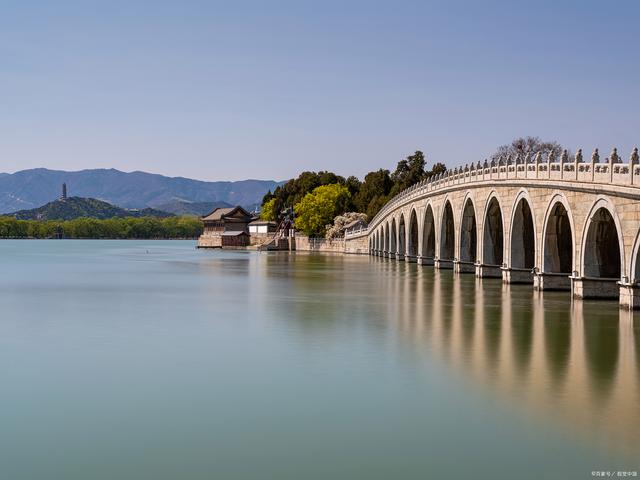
[0,168,282,213]
[9,197,173,221]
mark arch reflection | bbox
[389,263,640,459]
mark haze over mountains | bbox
[0,168,283,214]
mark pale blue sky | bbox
[1,0,638,181]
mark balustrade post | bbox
[609,147,619,183]
[631,148,639,185]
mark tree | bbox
[491,136,563,162]
[354,169,393,215]
[365,195,389,220]
[261,149,441,224]
[261,198,277,221]
[262,171,347,222]
[427,162,447,177]
[294,184,351,237]
[0,216,203,239]
[390,151,427,196]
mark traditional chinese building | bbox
[197,206,252,248]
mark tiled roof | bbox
[202,206,251,221]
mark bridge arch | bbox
[509,190,536,270]
[421,203,436,261]
[459,194,478,263]
[439,199,456,263]
[580,197,624,280]
[541,194,575,275]
[482,193,505,267]
[382,224,388,253]
[630,229,640,283]
[408,208,419,259]
[382,222,391,254]
[398,214,407,258]
[390,218,397,256]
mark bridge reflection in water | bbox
[380,258,640,459]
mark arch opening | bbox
[511,198,535,269]
[634,237,640,283]
[384,225,389,252]
[543,203,572,274]
[440,202,455,262]
[583,208,621,279]
[398,215,406,258]
[460,199,477,263]
[408,210,419,258]
[422,205,436,260]
[390,219,397,255]
[483,198,504,266]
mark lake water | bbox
[1,240,638,479]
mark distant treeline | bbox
[0,216,203,239]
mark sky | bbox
[1,0,638,181]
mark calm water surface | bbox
[1,240,638,479]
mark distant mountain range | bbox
[0,168,283,214]
[10,197,173,221]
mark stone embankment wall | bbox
[344,235,369,254]
[295,235,345,253]
[197,236,222,248]
[249,232,272,246]
[293,234,369,254]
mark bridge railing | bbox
[364,147,640,233]
[344,226,368,239]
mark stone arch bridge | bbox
[345,148,640,308]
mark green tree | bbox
[390,151,427,196]
[427,162,447,177]
[294,184,351,237]
[365,195,389,220]
[354,169,393,216]
[0,216,203,239]
[261,198,277,221]
[261,171,347,222]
